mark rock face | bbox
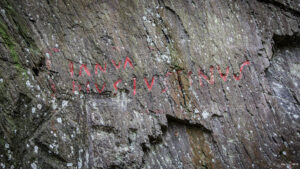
[0,0,299,168]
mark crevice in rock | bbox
[163,6,190,40]
[158,0,190,41]
[32,57,45,76]
[257,0,300,17]
[263,31,300,165]
[175,70,188,108]
[272,32,300,49]
[166,114,212,133]
[34,140,68,163]
[264,32,300,74]
[91,124,119,134]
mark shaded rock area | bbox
[0,0,299,168]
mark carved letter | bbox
[198,66,215,86]
[95,63,107,75]
[144,76,155,91]
[72,81,82,93]
[111,59,121,70]
[114,79,122,92]
[72,81,91,93]
[124,56,134,70]
[86,81,90,93]
[234,61,250,81]
[79,64,91,77]
[133,77,136,96]
[49,79,56,97]
[217,66,230,82]
[162,72,173,93]
[69,61,74,78]
[95,82,106,93]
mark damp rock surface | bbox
[0,0,299,168]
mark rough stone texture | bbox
[0,0,299,168]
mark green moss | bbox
[0,0,39,75]
[0,22,10,42]
[6,1,35,47]
[0,20,25,72]
[166,44,184,71]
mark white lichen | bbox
[37,104,42,110]
[26,80,32,88]
[62,100,69,108]
[34,146,38,153]
[202,111,209,119]
[57,117,62,124]
[31,163,37,169]
[32,107,36,114]
[5,143,9,149]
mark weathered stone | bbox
[0,0,299,168]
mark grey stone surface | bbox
[0,0,299,168]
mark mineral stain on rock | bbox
[0,0,299,168]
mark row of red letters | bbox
[68,58,250,95]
